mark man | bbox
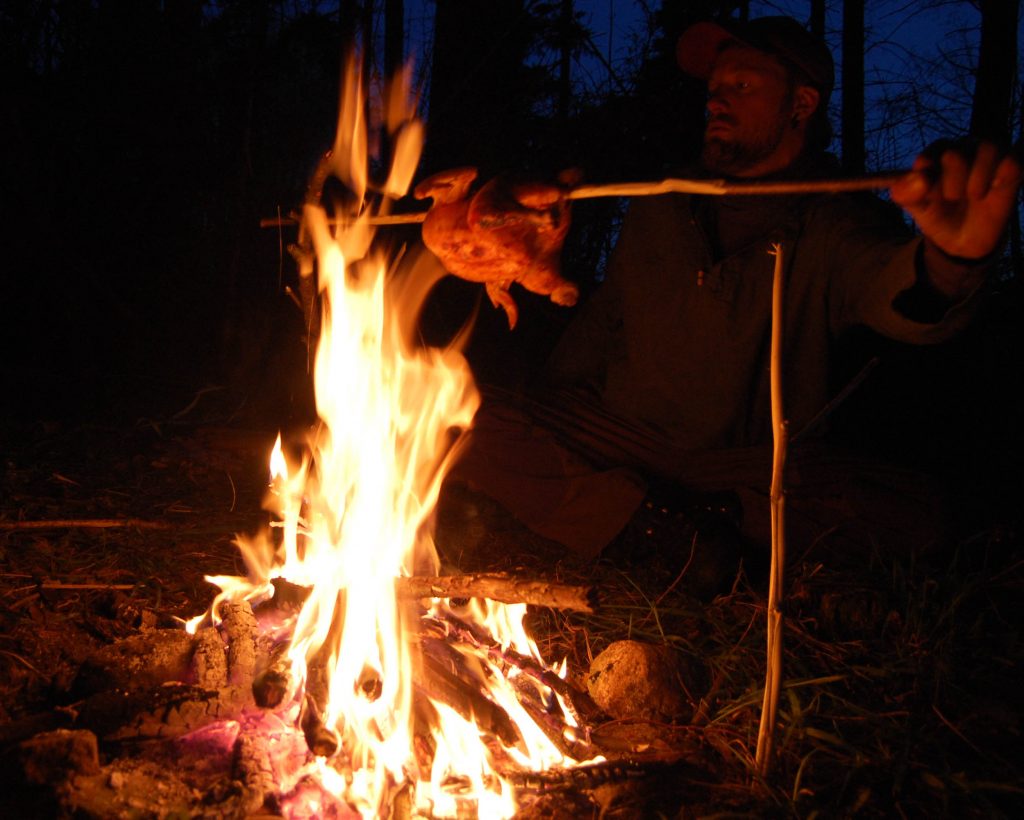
[433,17,1022,576]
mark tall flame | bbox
[188,58,591,817]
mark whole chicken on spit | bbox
[414,167,580,329]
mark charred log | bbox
[418,638,523,749]
[220,600,258,687]
[300,663,338,758]
[191,627,228,690]
[252,641,292,709]
[433,612,601,725]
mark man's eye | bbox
[737,80,750,90]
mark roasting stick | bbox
[258,169,911,228]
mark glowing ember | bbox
[184,58,595,817]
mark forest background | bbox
[2,0,1021,519]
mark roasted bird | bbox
[414,167,579,329]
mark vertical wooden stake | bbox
[755,242,789,777]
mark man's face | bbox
[702,45,798,176]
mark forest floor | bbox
[1,414,1022,818]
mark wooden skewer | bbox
[258,170,910,228]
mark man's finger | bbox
[940,149,969,202]
[991,152,1024,193]
[889,156,933,208]
[967,142,1001,200]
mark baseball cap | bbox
[677,16,834,102]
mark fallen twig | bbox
[0,518,170,530]
[40,582,136,591]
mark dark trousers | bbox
[450,387,951,560]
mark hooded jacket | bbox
[545,157,985,455]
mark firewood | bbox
[434,612,601,725]
[419,638,523,749]
[396,572,597,613]
[74,683,252,741]
[73,629,197,695]
[300,663,338,758]
[220,600,258,687]
[514,691,595,762]
[191,627,228,690]
[252,642,292,709]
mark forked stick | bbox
[258,170,909,228]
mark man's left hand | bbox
[890,141,1022,260]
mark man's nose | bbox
[706,94,727,116]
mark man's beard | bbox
[701,115,790,176]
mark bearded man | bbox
[435,16,1022,588]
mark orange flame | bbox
[187,57,595,817]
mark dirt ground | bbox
[1,417,1022,817]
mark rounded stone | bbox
[586,640,701,722]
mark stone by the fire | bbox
[19,728,100,785]
[587,640,703,722]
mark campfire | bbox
[6,55,728,820]
[163,60,599,817]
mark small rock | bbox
[19,729,100,786]
[109,770,125,789]
[587,640,705,722]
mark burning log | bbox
[191,627,228,690]
[59,683,250,741]
[300,662,339,758]
[419,637,524,749]
[221,599,258,687]
[432,612,602,726]
[514,694,593,762]
[73,629,197,695]
[252,641,292,709]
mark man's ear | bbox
[793,86,820,124]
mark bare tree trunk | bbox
[970,0,1017,142]
[558,0,573,121]
[809,0,826,39]
[841,0,865,174]
[384,0,404,79]
[361,0,375,77]
[339,0,360,53]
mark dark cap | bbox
[677,16,834,102]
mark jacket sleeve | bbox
[824,194,987,343]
